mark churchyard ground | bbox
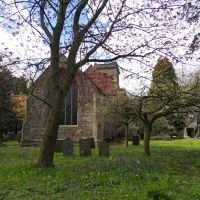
[1,139,200,200]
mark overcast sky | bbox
[0,0,199,93]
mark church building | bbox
[21,62,120,145]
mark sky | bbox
[0,0,199,93]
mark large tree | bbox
[1,1,198,166]
[0,0,177,167]
[130,57,200,156]
[141,57,179,156]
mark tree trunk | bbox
[36,39,77,166]
[37,88,64,168]
[125,124,129,147]
[143,121,152,156]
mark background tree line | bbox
[0,67,27,143]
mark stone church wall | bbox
[22,71,103,145]
[22,62,119,145]
[22,73,47,145]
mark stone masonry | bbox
[22,62,120,145]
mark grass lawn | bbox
[1,139,200,200]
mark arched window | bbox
[59,81,78,125]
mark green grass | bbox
[1,139,200,200]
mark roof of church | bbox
[84,65,117,95]
[93,62,120,74]
[37,63,118,96]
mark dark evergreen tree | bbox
[150,57,186,137]
[141,57,180,156]
[150,57,179,101]
[0,68,13,142]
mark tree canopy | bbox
[150,57,178,96]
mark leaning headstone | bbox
[55,139,63,153]
[63,137,74,156]
[79,139,92,156]
[90,138,95,149]
[132,135,140,146]
[99,141,110,157]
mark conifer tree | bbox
[150,57,179,107]
[140,57,180,156]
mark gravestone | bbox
[79,139,92,156]
[177,131,184,139]
[99,141,110,157]
[63,137,74,156]
[132,135,140,146]
[90,138,95,149]
[17,131,22,143]
[55,139,63,153]
[162,135,171,140]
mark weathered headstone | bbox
[99,141,110,157]
[162,134,171,140]
[63,137,74,156]
[132,135,140,146]
[79,139,92,156]
[177,131,184,139]
[17,131,22,143]
[55,139,63,153]
[90,138,95,149]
